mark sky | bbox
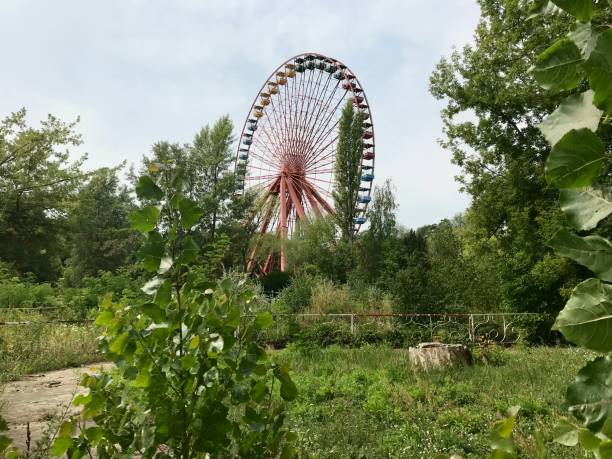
[0,0,480,229]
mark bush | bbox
[274,274,318,313]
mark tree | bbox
[428,0,605,313]
[65,167,138,284]
[52,166,297,457]
[333,101,365,243]
[0,109,86,281]
[188,116,235,242]
[357,179,398,283]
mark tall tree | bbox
[333,101,365,243]
[428,0,599,312]
[65,167,138,284]
[0,109,85,281]
[189,115,235,242]
[358,179,398,283]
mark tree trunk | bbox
[408,342,472,371]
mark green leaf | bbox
[545,128,605,188]
[142,302,165,323]
[560,188,612,231]
[532,38,583,90]
[178,236,199,264]
[569,22,598,59]
[50,436,73,456]
[139,232,165,272]
[0,435,11,452]
[109,331,130,354]
[94,310,114,327]
[129,206,160,234]
[135,175,164,201]
[549,230,612,282]
[538,91,602,146]
[601,441,612,459]
[274,365,297,401]
[554,419,579,446]
[584,29,612,113]
[253,311,274,330]
[553,278,612,352]
[578,428,601,450]
[84,426,103,443]
[154,279,172,306]
[527,0,563,19]
[550,0,593,21]
[565,356,612,432]
[178,197,203,229]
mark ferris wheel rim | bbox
[234,52,376,234]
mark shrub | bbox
[51,168,298,458]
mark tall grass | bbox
[0,323,100,382]
[275,345,593,459]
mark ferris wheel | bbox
[235,52,375,274]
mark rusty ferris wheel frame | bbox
[234,52,376,275]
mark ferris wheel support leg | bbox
[303,180,334,215]
[246,198,275,273]
[284,175,306,220]
[279,175,288,272]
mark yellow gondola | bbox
[285,63,296,78]
[268,82,279,95]
[254,110,263,118]
[261,98,270,106]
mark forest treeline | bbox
[1,0,606,316]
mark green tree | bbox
[52,165,297,458]
[65,167,138,284]
[0,109,86,281]
[333,101,365,243]
[428,0,601,313]
[357,179,398,283]
[188,116,235,242]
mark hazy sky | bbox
[0,0,480,228]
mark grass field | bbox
[276,344,594,458]
[0,322,594,458]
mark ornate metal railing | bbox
[259,312,553,346]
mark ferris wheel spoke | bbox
[298,74,342,161]
[303,93,345,166]
[306,132,340,169]
[292,69,332,159]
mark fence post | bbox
[468,314,474,343]
[350,314,355,336]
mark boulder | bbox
[408,342,472,371]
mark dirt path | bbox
[1,363,112,451]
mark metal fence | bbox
[0,308,553,346]
[258,312,553,346]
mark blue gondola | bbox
[248,122,257,132]
[354,216,367,225]
[242,138,252,145]
[358,195,371,204]
[361,173,374,182]
[239,153,248,160]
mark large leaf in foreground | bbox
[532,38,583,90]
[584,30,612,113]
[550,230,612,282]
[538,91,602,146]
[565,356,612,432]
[560,188,612,231]
[553,278,612,352]
[129,206,161,234]
[545,128,605,188]
[550,0,593,21]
